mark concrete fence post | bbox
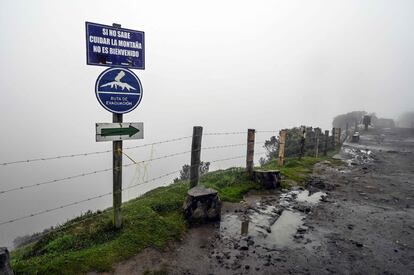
[246,129,255,174]
[190,126,203,188]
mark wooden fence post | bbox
[299,127,306,160]
[190,126,203,188]
[315,128,320,158]
[332,128,336,148]
[334,128,341,146]
[338,128,342,145]
[277,130,286,166]
[0,247,13,275]
[346,123,349,140]
[323,130,329,156]
[246,129,255,174]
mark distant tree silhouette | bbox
[174,161,210,182]
[332,111,368,130]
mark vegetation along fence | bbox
[0,125,345,233]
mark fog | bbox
[1,0,413,248]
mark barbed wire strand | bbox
[124,136,192,150]
[0,151,191,196]
[1,149,269,229]
[0,140,271,196]
[209,151,266,163]
[0,136,192,167]
[0,131,275,166]
[15,178,180,243]
[0,170,180,227]
[0,167,113,196]
[202,141,266,151]
[256,130,278,133]
[0,142,270,196]
[203,131,246,136]
[15,153,279,244]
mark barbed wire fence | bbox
[0,125,343,235]
[0,128,274,231]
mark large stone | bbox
[252,170,281,189]
[0,247,14,275]
[183,186,221,224]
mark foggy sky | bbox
[1,0,413,151]
[0,0,413,248]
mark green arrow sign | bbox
[96,123,144,142]
[101,125,140,137]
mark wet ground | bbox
[94,127,414,274]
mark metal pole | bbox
[190,126,203,188]
[112,23,123,229]
[113,114,123,229]
[246,129,255,174]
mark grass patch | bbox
[200,168,261,202]
[260,150,340,185]
[11,155,340,274]
[11,181,189,275]
[11,168,260,274]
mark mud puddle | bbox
[341,145,374,165]
[281,189,327,204]
[268,210,304,246]
[220,189,326,249]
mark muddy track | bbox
[93,127,414,275]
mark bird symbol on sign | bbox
[100,71,137,91]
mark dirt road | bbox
[103,127,414,275]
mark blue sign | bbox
[95,68,143,114]
[86,22,145,69]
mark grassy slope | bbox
[11,154,339,274]
[260,151,342,187]
[11,169,259,275]
[200,168,261,202]
[11,182,189,274]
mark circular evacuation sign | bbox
[95,67,143,114]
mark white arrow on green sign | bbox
[96,123,144,142]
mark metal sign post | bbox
[113,113,123,229]
[95,120,144,229]
[112,22,123,229]
[88,22,145,229]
